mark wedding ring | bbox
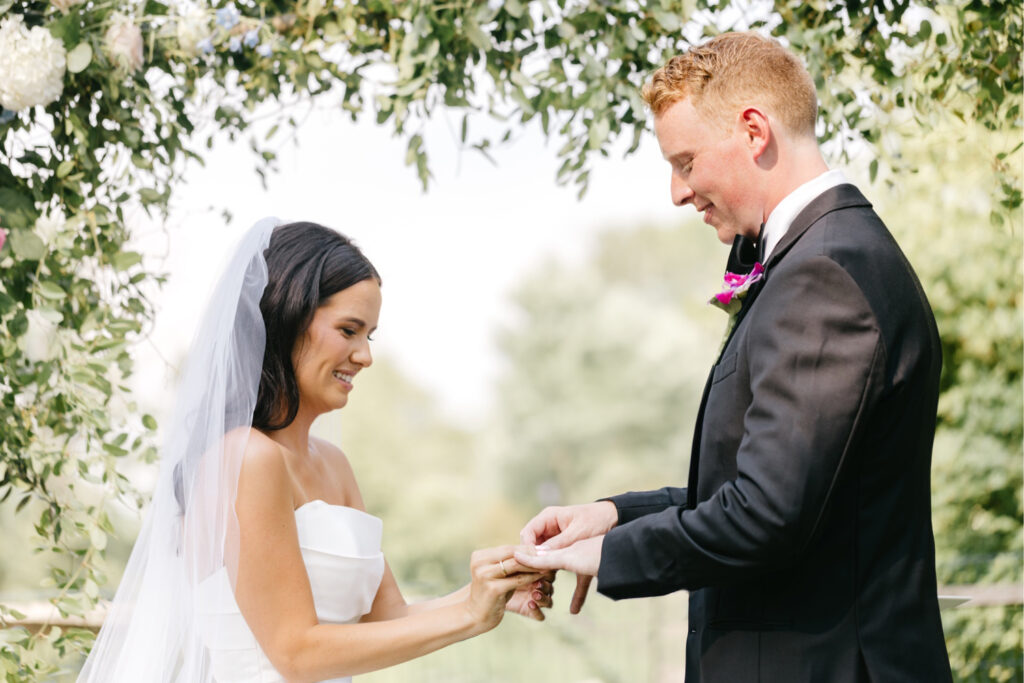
[498,559,508,576]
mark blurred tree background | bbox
[1,0,1020,680]
[885,124,1023,682]
[491,225,720,507]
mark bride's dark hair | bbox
[253,221,380,431]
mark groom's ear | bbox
[738,107,772,161]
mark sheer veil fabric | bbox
[79,218,281,682]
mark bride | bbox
[78,219,552,682]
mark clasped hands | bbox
[474,500,615,627]
[513,500,618,615]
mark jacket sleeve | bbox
[598,255,885,599]
[603,487,688,525]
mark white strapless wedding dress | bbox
[197,501,386,683]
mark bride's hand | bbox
[505,572,555,621]
[464,546,544,634]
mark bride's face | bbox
[291,278,381,415]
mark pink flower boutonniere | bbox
[710,262,765,352]
[709,262,765,315]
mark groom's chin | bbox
[716,226,738,245]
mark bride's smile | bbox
[292,278,381,413]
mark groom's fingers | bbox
[521,508,587,549]
[535,529,575,551]
[520,509,564,546]
[569,575,593,615]
[513,548,562,572]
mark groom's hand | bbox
[514,536,603,615]
[519,501,618,550]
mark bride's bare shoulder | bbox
[223,428,283,463]
[309,436,366,507]
[310,436,356,474]
[309,435,348,461]
[233,429,290,504]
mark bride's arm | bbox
[307,437,552,623]
[233,437,540,683]
[357,563,467,621]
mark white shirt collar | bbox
[761,169,848,263]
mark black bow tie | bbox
[726,223,766,275]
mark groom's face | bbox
[654,97,762,244]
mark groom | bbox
[516,32,952,681]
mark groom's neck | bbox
[760,136,830,225]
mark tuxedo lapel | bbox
[686,370,714,508]
[715,184,871,358]
[688,184,872,505]
[689,272,766,501]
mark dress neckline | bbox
[294,498,381,522]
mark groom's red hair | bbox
[643,31,819,138]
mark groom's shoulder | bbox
[775,198,936,344]
[785,191,907,282]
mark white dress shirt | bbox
[761,169,849,263]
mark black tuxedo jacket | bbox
[596,185,952,681]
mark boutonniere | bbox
[709,262,765,315]
[710,262,764,351]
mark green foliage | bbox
[942,606,1022,683]
[778,0,1022,214]
[879,123,1022,683]
[1,0,363,669]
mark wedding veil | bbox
[78,217,280,682]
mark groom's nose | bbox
[671,173,694,207]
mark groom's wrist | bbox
[593,499,620,530]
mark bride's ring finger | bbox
[498,559,509,577]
